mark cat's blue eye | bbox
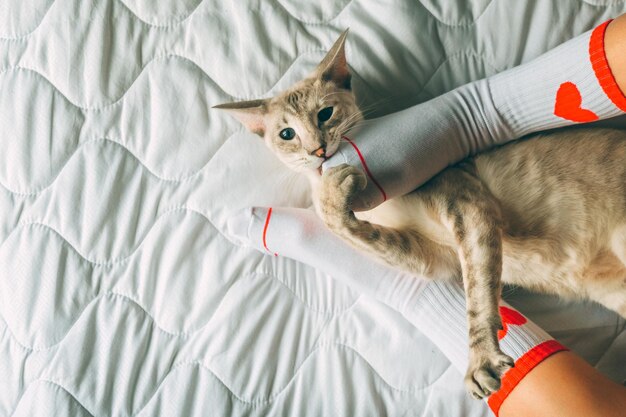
[279,128,296,140]
[318,107,333,123]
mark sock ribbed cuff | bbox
[488,340,567,416]
[589,20,626,112]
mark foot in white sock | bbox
[323,20,626,210]
[226,206,422,304]
[226,207,567,408]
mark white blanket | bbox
[1,0,625,416]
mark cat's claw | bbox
[464,351,515,400]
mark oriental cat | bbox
[215,31,626,398]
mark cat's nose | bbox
[312,146,326,158]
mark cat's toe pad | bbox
[464,351,514,400]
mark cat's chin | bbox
[300,168,323,187]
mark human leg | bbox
[500,351,626,417]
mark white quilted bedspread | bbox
[1,1,625,416]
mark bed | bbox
[1,0,625,416]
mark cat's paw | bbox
[321,163,367,203]
[318,164,367,228]
[464,350,514,400]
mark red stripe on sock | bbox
[487,340,568,416]
[589,19,626,112]
[341,136,387,202]
[262,207,278,257]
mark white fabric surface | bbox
[0,1,625,416]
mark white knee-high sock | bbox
[324,20,626,210]
[226,207,567,412]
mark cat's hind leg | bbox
[586,227,626,318]
[583,265,626,319]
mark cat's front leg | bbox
[316,164,457,278]
[314,164,368,235]
[435,169,514,399]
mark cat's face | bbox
[216,30,362,174]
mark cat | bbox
[215,30,626,399]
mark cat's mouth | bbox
[315,152,333,176]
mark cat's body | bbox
[313,128,626,397]
[349,128,626,302]
[216,30,626,399]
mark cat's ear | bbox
[315,29,351,90]
[213,99,268,137]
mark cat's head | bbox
[215,30,362,174]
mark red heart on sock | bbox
[554,81,599,123]
[497,306,527,340]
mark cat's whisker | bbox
[357,104,386,118]
[355,96,400,118]
[320,91,351,102]
[337,110,364,131]
[319,93,338,102]
[338,109,362,124]
[359,96,396,110]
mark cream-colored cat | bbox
[216,31,626,398]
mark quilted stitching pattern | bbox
[1,1,625,416]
